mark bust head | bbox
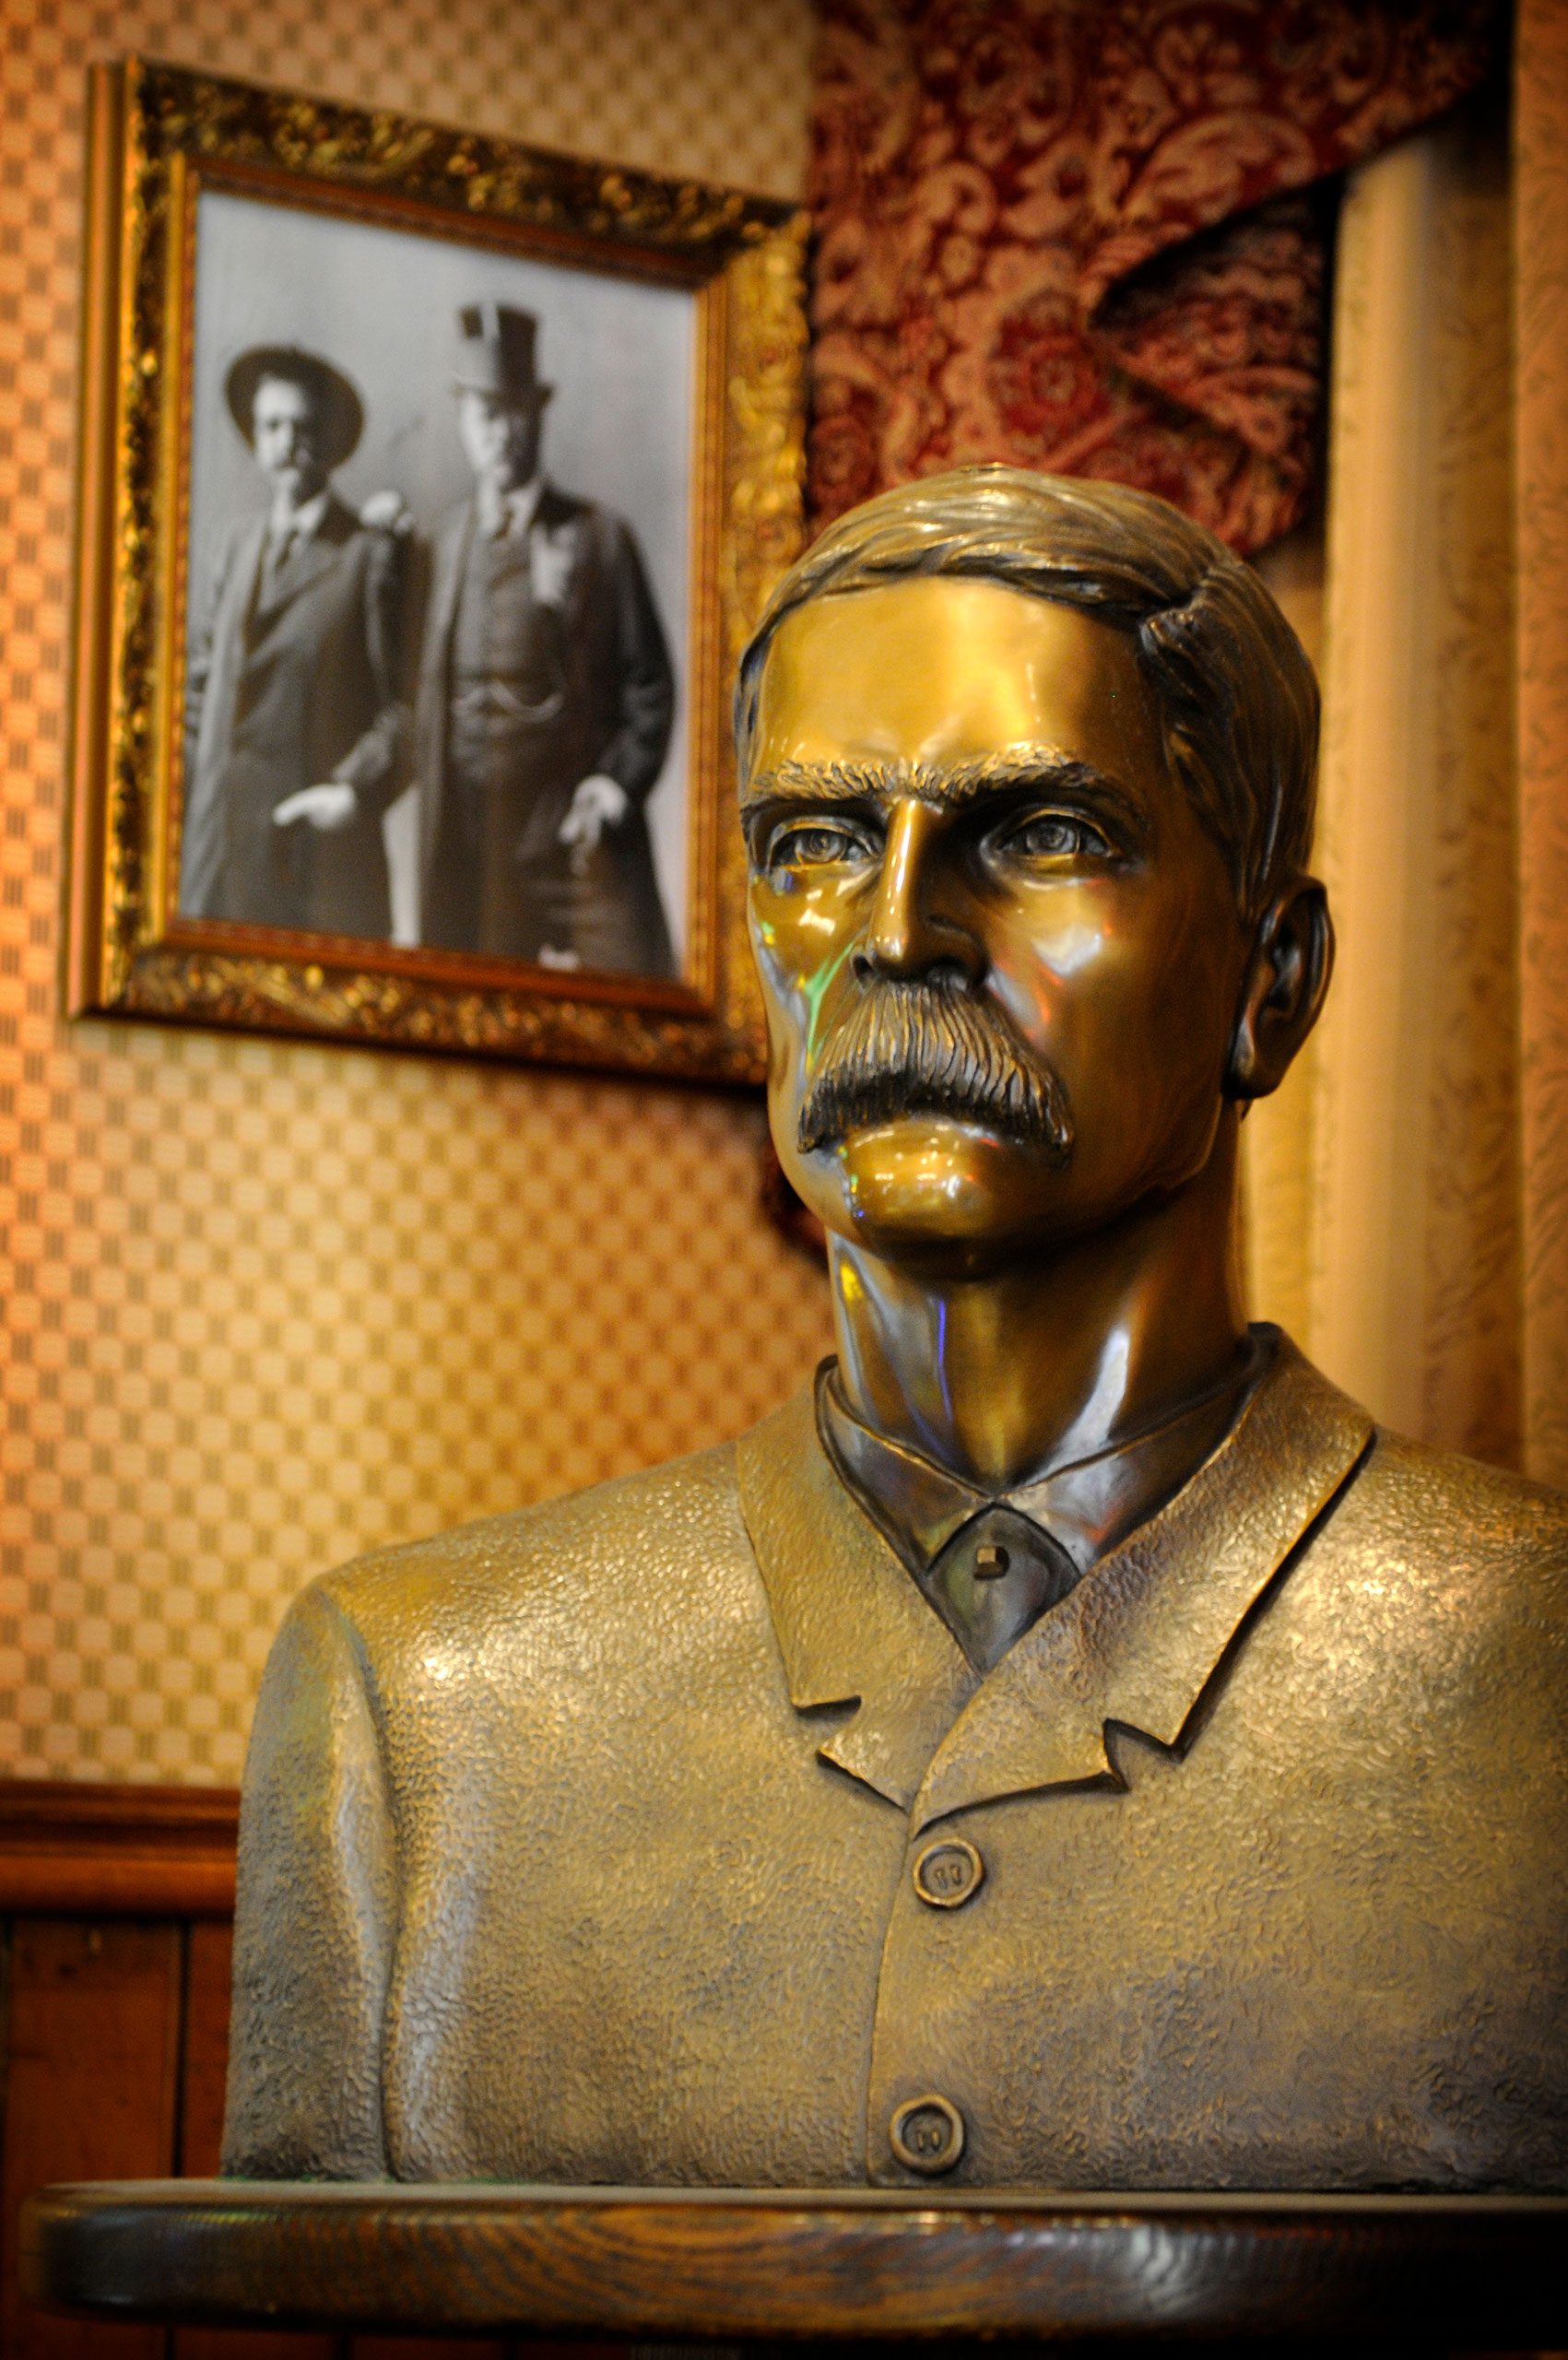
[737,466,1330,1275]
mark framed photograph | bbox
[66,58,808,1081]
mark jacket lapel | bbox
[739,1335,1375,1835]
[909,1334,1375,1832]
[419,504,477,879]
[251,498,355,623]
[737,1377,977,1811]
[223,514,269,638]
[533,484,587,631]
[431,503,475,649]
[182,514,269,912]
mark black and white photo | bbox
[69,57,803,1080]
[179,187,695,979]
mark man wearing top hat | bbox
[412,302,677,974]
[180,345,407,940]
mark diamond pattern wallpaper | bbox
[0,0,824,1781]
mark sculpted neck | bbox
[827,1116,1250,1493]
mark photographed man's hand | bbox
[559,772,629,853]
[273,783,359,832]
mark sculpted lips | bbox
[796,974,1074,1160]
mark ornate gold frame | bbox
[66,58,808,1082]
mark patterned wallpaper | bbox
[0,0,826,1781]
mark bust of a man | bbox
[225,468,1568,2192]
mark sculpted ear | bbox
[1224,878,1333,1101]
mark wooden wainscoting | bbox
[0,1780,619,2360]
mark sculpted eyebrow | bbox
[740,751,1135,820]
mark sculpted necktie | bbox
[920,1508,1081,1674]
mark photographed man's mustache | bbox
[797,975,1073,1160]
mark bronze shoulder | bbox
[1287,1423,1568,1759]
[308,1434,750,1658]
[1352,1424,1568,1575]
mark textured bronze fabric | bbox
[224,1332,1568,2189]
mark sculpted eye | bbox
[1004,811,1112,861]
[766,821,871,871]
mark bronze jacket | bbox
[222,1335,1568,2190]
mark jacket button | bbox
[913,1835,984,1908]
[890,2093,966,2175]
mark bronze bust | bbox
[224,467,1568,2192]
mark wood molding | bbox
[0,1782,238,1916]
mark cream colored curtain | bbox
[1244,70,1527,1469]
[1514,0,1568,1487]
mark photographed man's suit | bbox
[181,495,405,938]
[223,1332,1568,2192]
[414,483,675,973]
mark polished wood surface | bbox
[18,2179,1568,2344]
[0,1780,238,1916]
[1,1925,183,2360]
[0,1783,501,2358]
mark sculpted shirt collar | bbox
[817,1348,1259,1674]
[736,1327,1375,1824]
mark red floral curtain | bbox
[808,1,1499,552]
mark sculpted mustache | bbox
[796,980,1073,1160]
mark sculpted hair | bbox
[735,466,1319,919]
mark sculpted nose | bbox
[855,800,981,984]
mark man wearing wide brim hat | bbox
[410,301,676,974]
[224,345,364,472]
[180,344,407,941]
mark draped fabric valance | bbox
[808,0,1498,552]
[805,0,1568,1496]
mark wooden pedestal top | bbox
[19,2178,1568,2344]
